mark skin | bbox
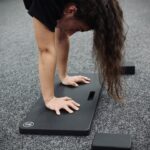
[33,3,91,115]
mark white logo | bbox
[23,121,34,128]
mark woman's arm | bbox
[54,27,91,87]
[55,27,70,81]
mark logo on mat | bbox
[23,121,34,128]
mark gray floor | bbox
[0,0,150,150]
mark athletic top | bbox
[23,0,75,32]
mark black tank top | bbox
[23,0,75,32]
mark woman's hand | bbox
[61,75,91,87]
[45,96,80,115]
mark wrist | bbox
[43,95,55,103]
[59,74,68,81]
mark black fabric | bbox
[23,0,72,32]
[23,0,32,10]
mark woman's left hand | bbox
[61,75,91,87]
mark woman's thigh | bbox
[32,17,55,51]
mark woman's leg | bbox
[32,17,56,103]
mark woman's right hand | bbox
[45,96,80,115]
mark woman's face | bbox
[56,3,91,36]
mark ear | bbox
[63,3,77,15]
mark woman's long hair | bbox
[73,0,126,102]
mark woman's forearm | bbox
[38,50,56,103]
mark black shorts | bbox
[23,0,70,32]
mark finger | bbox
[76,78,90,84]
[84,80,91,84]
[80,78,90,83]
[63,106,74,113]
[75,76,90,83]
[64,96,72,100]
[70,100,80,107]
[81,76,91,81]
[55,108,61,115]
[72,82,79,87]
[67,102,79,111]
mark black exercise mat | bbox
[19,73,103,136]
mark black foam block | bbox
[91,133,132,150]
[121,62,135,75]
[19,73,103,136]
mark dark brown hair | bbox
[73,0,126,102]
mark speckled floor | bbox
[0,0,150,150]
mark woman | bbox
[23,0,126,115]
